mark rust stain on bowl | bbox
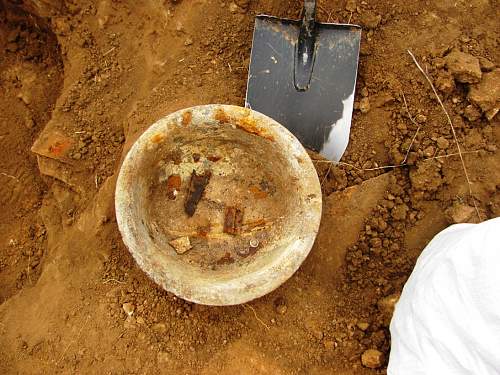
[214,108,230,123]
[151,133,165,143]
[182,111,192,126]
[214,108,274,141]
[236,115,275,141]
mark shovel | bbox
[245,0,361,161]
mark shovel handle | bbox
[302,0,317,35]
[294,0,317,91]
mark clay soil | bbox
[0,0,499,374]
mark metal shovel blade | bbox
[246,16,361,161]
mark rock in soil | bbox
[122,302,135,316]
[468,68,500,120]
[377,293,400,326]
[361,349,385,369]
[444,51,482,83]
[359,97,370,113]
[463,104,482,122]
[445,203,476,223]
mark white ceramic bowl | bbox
[115,104,321,305]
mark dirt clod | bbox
[377,293,400,326]
[410,161,443,192]
[444,51,482,83]
[463,105,482,122]
[359,97,370,113]
[479,57,495,72]
[360,11,382,29]
[436,71,456,95]
[436,136,450,149]
[468,69,500,120]
[391,204,409,221]
[345,0,357,12]
[361,349,384,369]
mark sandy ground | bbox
[0,0,499,374]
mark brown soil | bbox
[0,0,499,374]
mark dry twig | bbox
[320,162,333,187]
[407,49,481,221]
[0,172,19,182]
[102,46,115,56]
[317,4,334,23]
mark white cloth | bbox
[388,217,500,375]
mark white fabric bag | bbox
[388,217,500,375]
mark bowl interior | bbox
[116,105,321,305]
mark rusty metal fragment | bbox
[184,170,211,217]
[223,206,244,235]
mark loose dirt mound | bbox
[0,0,498,374]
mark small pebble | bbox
[377,293,400,326]
[357,321,370,331]
[122,302,135,316]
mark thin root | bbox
[244,304,270,330]
[102,278,125,284]
[56,315,90,366]
[312,150,481,171]
[401,91,422,164]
